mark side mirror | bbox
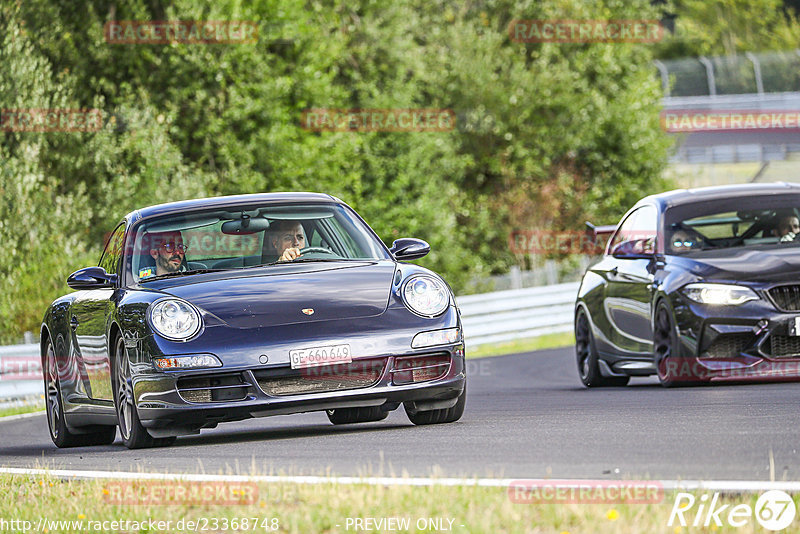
[611,237,655,259]
[389,238,430,261]
[67,266,118,290]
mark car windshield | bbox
[128,202,390,282]
[665,195,800,254]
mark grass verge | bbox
[0,402,45,419]
[0,472,794,533]
[468,331,574,359]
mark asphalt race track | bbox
[2,347,799,481]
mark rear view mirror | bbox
[67,266,118,290]
[221,215,270,235]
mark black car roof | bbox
[639,182,800,211]
[126,192,339,222]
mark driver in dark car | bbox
[773,213,800,242]
[272,220,306,262]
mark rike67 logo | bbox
[669,490,797,531]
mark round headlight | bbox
[402,275,450,317]
[148,298,202,341]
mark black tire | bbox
[404,383,466,425]
[44,339,116,448]
[575,308,630,387]
[653,301,700,388]
[113,336,176,449]
[326,406,389,425]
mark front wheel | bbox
[653,302,702,388]
[404,384,466,425]
[44,339,115,448]
[575,309,629,387]
[113,337,175,449]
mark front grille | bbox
[768,285,800,311]
[177,373,251,403]
[704,333,754,359]
[770,335,800,358]
[254,359,386,396]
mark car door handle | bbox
[70,316,79,330]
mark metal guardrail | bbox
[0,284,579,400]
[457,281,579,347]
[0,343,42,402]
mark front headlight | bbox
[682,283,759,306]
[148,298,202,340]
[402,275,450,317]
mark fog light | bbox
[155,354,222,370]
[411,328,460,348]
[392,355,451,385]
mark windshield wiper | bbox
[143,268,228,281]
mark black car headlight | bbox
[148,298,203,341]
[682,283,759,306]
[402,275,450,317]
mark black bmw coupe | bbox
[576,182,800,387]
[41,193,465,448]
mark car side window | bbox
[99,223,126,276]
[608,206,658,256]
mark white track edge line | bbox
[1,467,799,492]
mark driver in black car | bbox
[773,213,800,242]
[272,220,306,262]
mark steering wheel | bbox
[299,246,335,255]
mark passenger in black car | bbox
[147,231,188,275]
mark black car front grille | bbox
[176,373,252,403]
[253,359,386,396]
[704,333,754,359]
[768,285,800,312]
[769,335,800,358]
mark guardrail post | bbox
[698,56,716,97]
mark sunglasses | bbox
[162,242,189,253]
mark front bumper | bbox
[671,294,800,382]
[133,346,465,436]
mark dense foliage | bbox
[1,0,797,342]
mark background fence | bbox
[0,282,580,402]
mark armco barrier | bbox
[457,282,579,347]
[0,343,42,401]
[0,284,579,400]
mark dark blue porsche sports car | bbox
[41,193,466,448]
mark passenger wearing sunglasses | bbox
[147,231,189,276]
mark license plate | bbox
[792,317,800,336]
[290,344,352,369]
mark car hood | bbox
[158,262,396,329]
[679,246,800,283]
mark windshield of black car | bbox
[128,203,390,282]
[665,196,800,254]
